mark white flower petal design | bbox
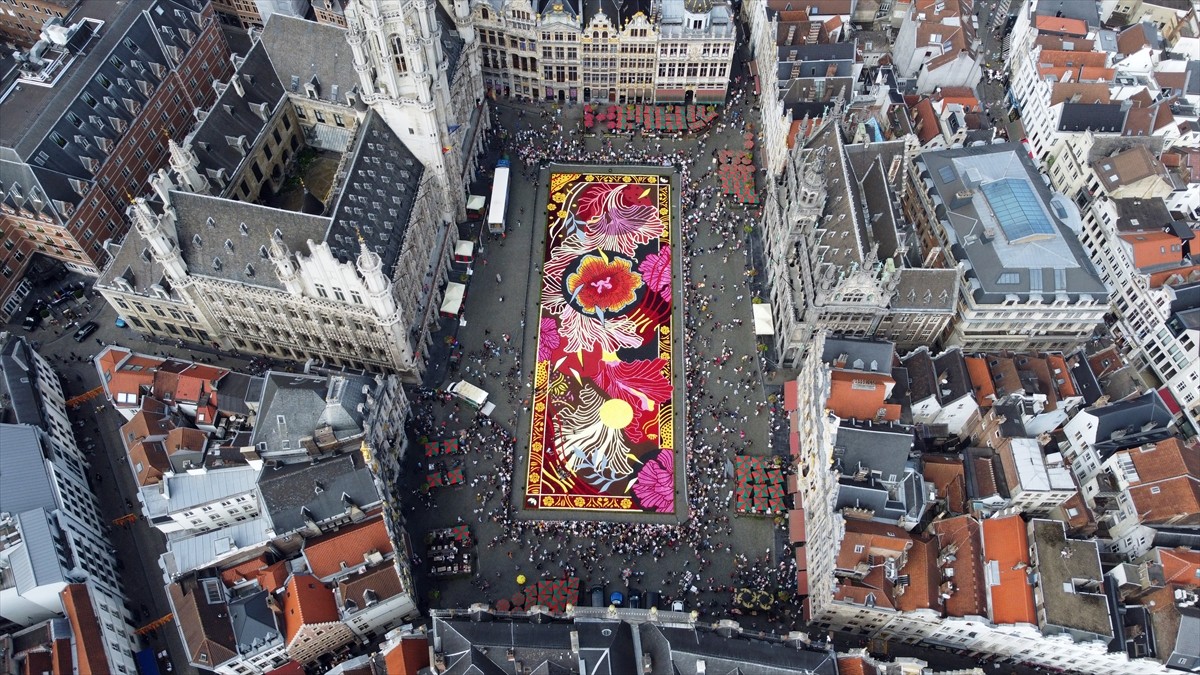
[559,305,642,354]
[560,386,636,481]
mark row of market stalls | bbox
[584,104,720,134]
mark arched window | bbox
[480,7,489,19]
[390,34,407,73]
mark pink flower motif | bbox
[633,451,675,513]
[538,318,561,360]
[639,248,671,303]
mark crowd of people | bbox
[403,80,802,627]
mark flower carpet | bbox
[526,170,678,514]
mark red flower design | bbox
[565,254,643,315]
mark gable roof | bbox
[337,563,405,610]
[382,634,431,675]
[283,574,341,645]
[981,515,1037,626]
[303,514,394,580]
[930,515,987,618]
[60,585,109,675]
[168,575,238,668]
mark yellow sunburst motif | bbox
[573,497,586,507]
[599,398,634,428]
[542,496,555,507]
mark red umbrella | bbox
[496,598,512,611]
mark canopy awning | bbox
[749,61,760,96]
[784,380,798,411]
[752,303,774,335]
[789,509,806,543]
[695,89,726,103]
[454,240,475,261]
[795,545,807,571]
[466,194,487,211]
[440,282,466,316]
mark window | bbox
[314,284,328,298]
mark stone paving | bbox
[400,73,803,631]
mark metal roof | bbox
[0,425,57,515]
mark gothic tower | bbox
[356,235,415,372]
[168,138,209,194]
[131,172,188,283]
[343,0,477,225]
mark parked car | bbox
[671,600,685,612]
[589,586,604,608]
[22,302,45,331]
[609,591,624,608]
[73,321,98,342]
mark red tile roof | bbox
[981,516,1037,626]
[1035,15,1088,35]
[835,656,867,675]
[923,455,968,514]
[1156,547,1200,588]
[60,585,109,675]
[383,634,430,675]
[931,515,987,618]
[283,575,341,645]
[51,637,73,675]
[911,97,940,145]
[304,516,394,580]
[1120,230,1187,270]
[827,370,901,422]
[963,357,994,405]
[895,535,940,612]
[1125,438,1200,525]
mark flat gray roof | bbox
[1030,519,1112,639]
[916,144,1106,304]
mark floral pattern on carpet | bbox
[526,171,677,513]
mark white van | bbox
[448,380,489,409]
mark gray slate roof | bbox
[645,624,838,675]
[1058,103,1126,133]
[892,268,958,312]
[249,372,370,456]
[1085,390,1174,457]
[258,14,360,106]
[323,110,425,268]
[834,422,915,481]
[11,509,66,594]
[257,452,379,534]
[227,589,283,655]
[171,190,331,289]
[0,337,44,425]
[821,337,895,373]
[1,0,202,160]
[184,39,287,182]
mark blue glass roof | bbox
[981,178,1056,242]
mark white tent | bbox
[752,303,774,335]
[454,240,474,262]
[440,282,466,316]
[466,194,487,212]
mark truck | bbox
[487,158,511,235]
